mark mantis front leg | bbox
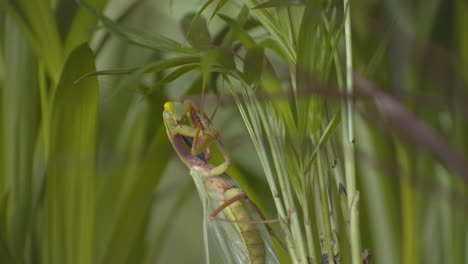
[165,100,232,177]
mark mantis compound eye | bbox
[164,102,175,114]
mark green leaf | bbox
[0,191,13,263]
[77,56,200,80]
[94,98,153,264]
[192,0,216,26]
[294,1,327,138]
[47,43,99,264]
[143,183,194,264]
[210,0,230,22]
[240,0,296,63]
[243,46,265,84]
[296,2,321,79]
[154,64,199,88]
[363,21,395,77]
[253,0,306,9]
[218,14,256,48]
[0,232,16,264]
[258,39,288,61]
[181,13,212,50]
[2,16,39,260]
[110,57,200,96]
[1,0,64,82]
[77,0,196,54]
[304,111,341,173]
[61,0,107,55]
[55,0,80,42]
[98,127,172,264]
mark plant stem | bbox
[317,151,334,262]
[396,143,420,264]
[342,0,362,263]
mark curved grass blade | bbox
[218,14,256,49]
[76,56,200,83]
[210,0,230,22]
[192,0,216,27]
[153,64,200,89]
[61,0,108,55]
[253,0,306,9]
[98,128,172,264]
[77,0,197,54]
[143,182,195,264]
[1,0,63,82]
[47,43,98,264]
[1,16,40,262]
[182,13,212,50]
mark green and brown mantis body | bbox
[163,100,280,264]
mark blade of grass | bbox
[47,43,99,264]
[98,126,172,264]
[241,0,296,64]
[253,0,305,9]
[76,56,200,82]
[316,151,334,260]
[354,115,399,264]
[395,142,420,264]
[341,0,361,263]
[2,0,64,82]
[93,98,153,263]
[3,15,39,260]
[77,0,197,54]
[181,13,212,51]
[143,182,194,264]
[62,0,107,55]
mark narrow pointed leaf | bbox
[253,0,306,9]
[78,0,196,54]
[47,43,99,264]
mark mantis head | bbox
[164,101,189,124]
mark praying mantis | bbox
[163,100,283,264]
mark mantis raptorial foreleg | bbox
[164,100,231,177]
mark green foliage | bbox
[0,0,466,264]
[47,43,98,264]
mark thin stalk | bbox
[38,64,49,158]
[255,104,308,263]
[224,77,296,259]
[342,0,361,263]
[349,191,361,264]
[303,205,318,264]
[317,151,334,261]
[343,0,354,140]
[324,145,342,262]
[396,143,420,264]
[226,73,309,263]
[343,139,360,263]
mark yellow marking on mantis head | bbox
[164,101,188,123]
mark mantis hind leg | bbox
[209,192,248,220]
[209,190,289,252]
[244,198,289,252]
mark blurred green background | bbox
[0,0,467,263]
